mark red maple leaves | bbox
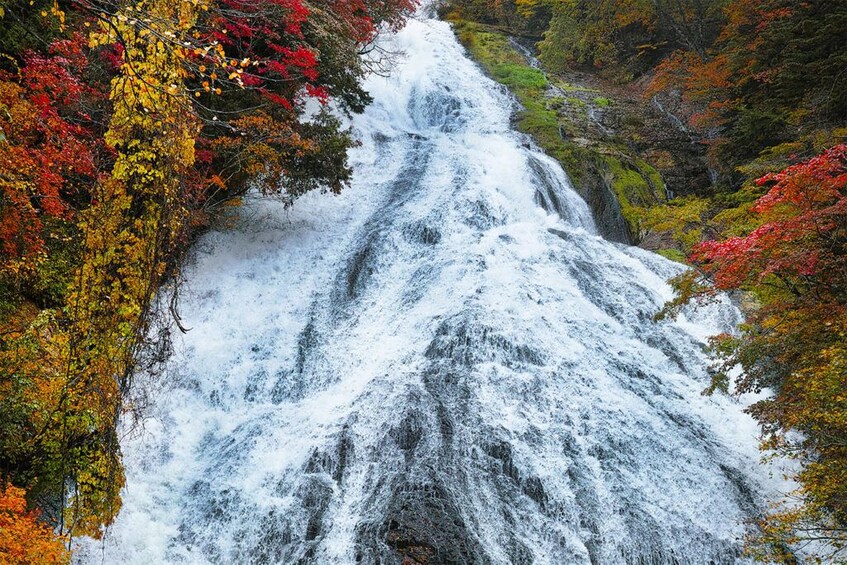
[692,144,847,292]
[0,35,107,268]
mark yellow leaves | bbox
[88,29,111,49]
[37,1,66,29]
[9,0,204,538]
[51,0,65,28]
[641,195,709,253]
[60,430,125,539]
[0,306,122,542]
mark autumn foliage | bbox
[0,0,415,556]
[647,0,847,181]
[0,35,106,277]
[693,146,847,292]
[667,145,847,561]
[0,485,69,564]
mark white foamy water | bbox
[77,11,782,565]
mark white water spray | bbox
[77,12,780,565]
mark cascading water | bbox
[77,9,782,565]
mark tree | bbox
[0,34,104,282]
[649,0,847,183]
[0,484,70,565]
[667,144,847,561]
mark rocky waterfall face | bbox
[77,11,779,565]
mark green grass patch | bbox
[491,63,547,89]
[551,78,597,93]
[599,154,666,237]
[656,248,688,263]
[604,156,663,204]
[566,97,587,110]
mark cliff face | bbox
[570,164,632,244]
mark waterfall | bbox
[76,11,782,565]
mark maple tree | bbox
[0,34,105,279]
[197,0,414,198]
[662,144,847,561]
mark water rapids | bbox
[77,10,781,565]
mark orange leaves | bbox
[0,0,196,544]
[207,110,316,193]
[688,54,732,94]
[0,485,70,565]
[648,50,733,132]
[647,51,698,96]
[649,0,846,178]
